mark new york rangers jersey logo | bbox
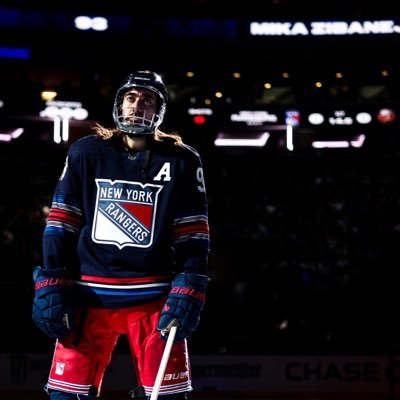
[92,179,163,249]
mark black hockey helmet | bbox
[112,70,168,135]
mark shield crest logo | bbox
[92,179,163,249]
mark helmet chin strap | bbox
[125,130,153,137]
[124,126,154,135]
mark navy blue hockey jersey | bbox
[42,134,210,308]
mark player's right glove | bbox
[157,272,210,342]
[32,266,78,340]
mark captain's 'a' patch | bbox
[92,179,163,249]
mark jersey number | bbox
[197,167,206,193]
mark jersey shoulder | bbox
[181,143,201,158]
[67,134,112,158]
[152,140,201,161]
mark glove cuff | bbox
[175,272,210,289]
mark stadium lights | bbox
[0,47,30,59]
[40,100,88,144]
[311,134,366,149]
[41,91,58,101]
[53,117,69,144]
[214,132,270,147]
[188,107,213,125]
[40,100,88,120]
[0,128,24,142]
[230,110,278,126]
[74,16,108,31]
[286,125,294,151]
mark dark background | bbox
[1,0,400,357]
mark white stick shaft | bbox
[150,325,178,400]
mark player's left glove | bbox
[157,272,210,342]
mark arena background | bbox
[1,0,400,399]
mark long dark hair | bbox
[93,123,185,147]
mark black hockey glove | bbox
[157,272,210,342]
[32,266,78,340]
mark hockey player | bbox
[32,70,210,400]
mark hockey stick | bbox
[150,321,179,400]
